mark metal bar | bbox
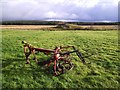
[72,46,86,64]
[34,48,55,53]
[76,51,86,64]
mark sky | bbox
[1,0,119,22]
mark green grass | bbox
[2,30,120,88]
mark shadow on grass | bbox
[2,53,93,78]
[2,57,54,77]
[2,58,25,68]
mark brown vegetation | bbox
[0,24,118,30]
[0,25,56,30]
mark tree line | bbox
[0,20,118,25]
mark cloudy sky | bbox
[1,0,119,22]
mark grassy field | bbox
[2,29,120,88]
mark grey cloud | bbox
[1,0,118,22]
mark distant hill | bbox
[0,20,118,25]
[0,20,58,25]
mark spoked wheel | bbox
[55,59,74,76]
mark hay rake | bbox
[22,41,86,76]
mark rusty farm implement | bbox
[22,41,86,76]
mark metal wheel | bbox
[55,57,74,76]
